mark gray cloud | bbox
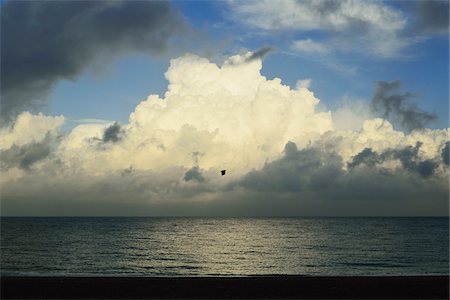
[226,141,448,216]
[412,0,449,35]
[442,142,449,166]
[0,134,53,170]
[245,47,274,62]
[390,142,438,178]
[103,122,123,143]
[348,142,440,178]
[184,166,205,183]
[237,142,343,192]
[371,81,437,131]
[347,148,380,169]
[0,0,187,124]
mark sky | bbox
[0,0,449,216]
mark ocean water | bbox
[1,217,448,276]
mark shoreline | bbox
[2,275,449,299]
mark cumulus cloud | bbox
[332,99,370,131]
[0,112,64,150]
[0,112,64,181]
[371,80,437,131]
[0,134,53,171]
[0,0,189,124]
[0,52,448,216]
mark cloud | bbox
[231,140,448,216]
[123,52,333,175]
[76,119,112,125]
[332,99,370,131]
[348,142,440,178]
[245,47,274,62]
[291,39,330,55]
[102,122,124,143]
[296,79,312,90]
[0,52,448,216]
[0,112,64,150]
[229,0,404,32]
[347,148,380,169]
[229,0,408,58]
[0,0,189,124]
[412,0,449,35]
[0,111,63,172]
[390,142,439,177]
[236,141,343,192]
[442,142,449,166]
[0,134,53,170]
[184,166,205,182]
[370,80,437,131]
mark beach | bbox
[2,276,449,299]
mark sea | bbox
[1,217,448,277]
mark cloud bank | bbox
[0,0,188,124]
[1,52,448,216]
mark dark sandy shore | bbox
[1,276,449,299]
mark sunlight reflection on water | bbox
[1,217,448,276]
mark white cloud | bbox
[76,118,112,124]
[291,39,329,55]
[332,98,371,131]
[0,112,64,150]
[121,52,333,176]
[229,0,409,58]
[229,0,405,32]
[296,79,312,89]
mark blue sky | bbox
[47,0,448,130]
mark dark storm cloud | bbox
[412,0,449,35]
[245,47,274,62]
[227,141,448,216]
[102,122,123,143]
[348,142,439,178]
[371,81,437,131]
[0,134,53,170]
[390,142,438,177]
[347,148,380,169]
[0,0,187,124]
[184,166,205,182]
[442,142,449,166]
[237,141,343,192]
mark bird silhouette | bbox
[221,170,226,176]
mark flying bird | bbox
[221,170,226,176]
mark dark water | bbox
[1,217,448,276]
